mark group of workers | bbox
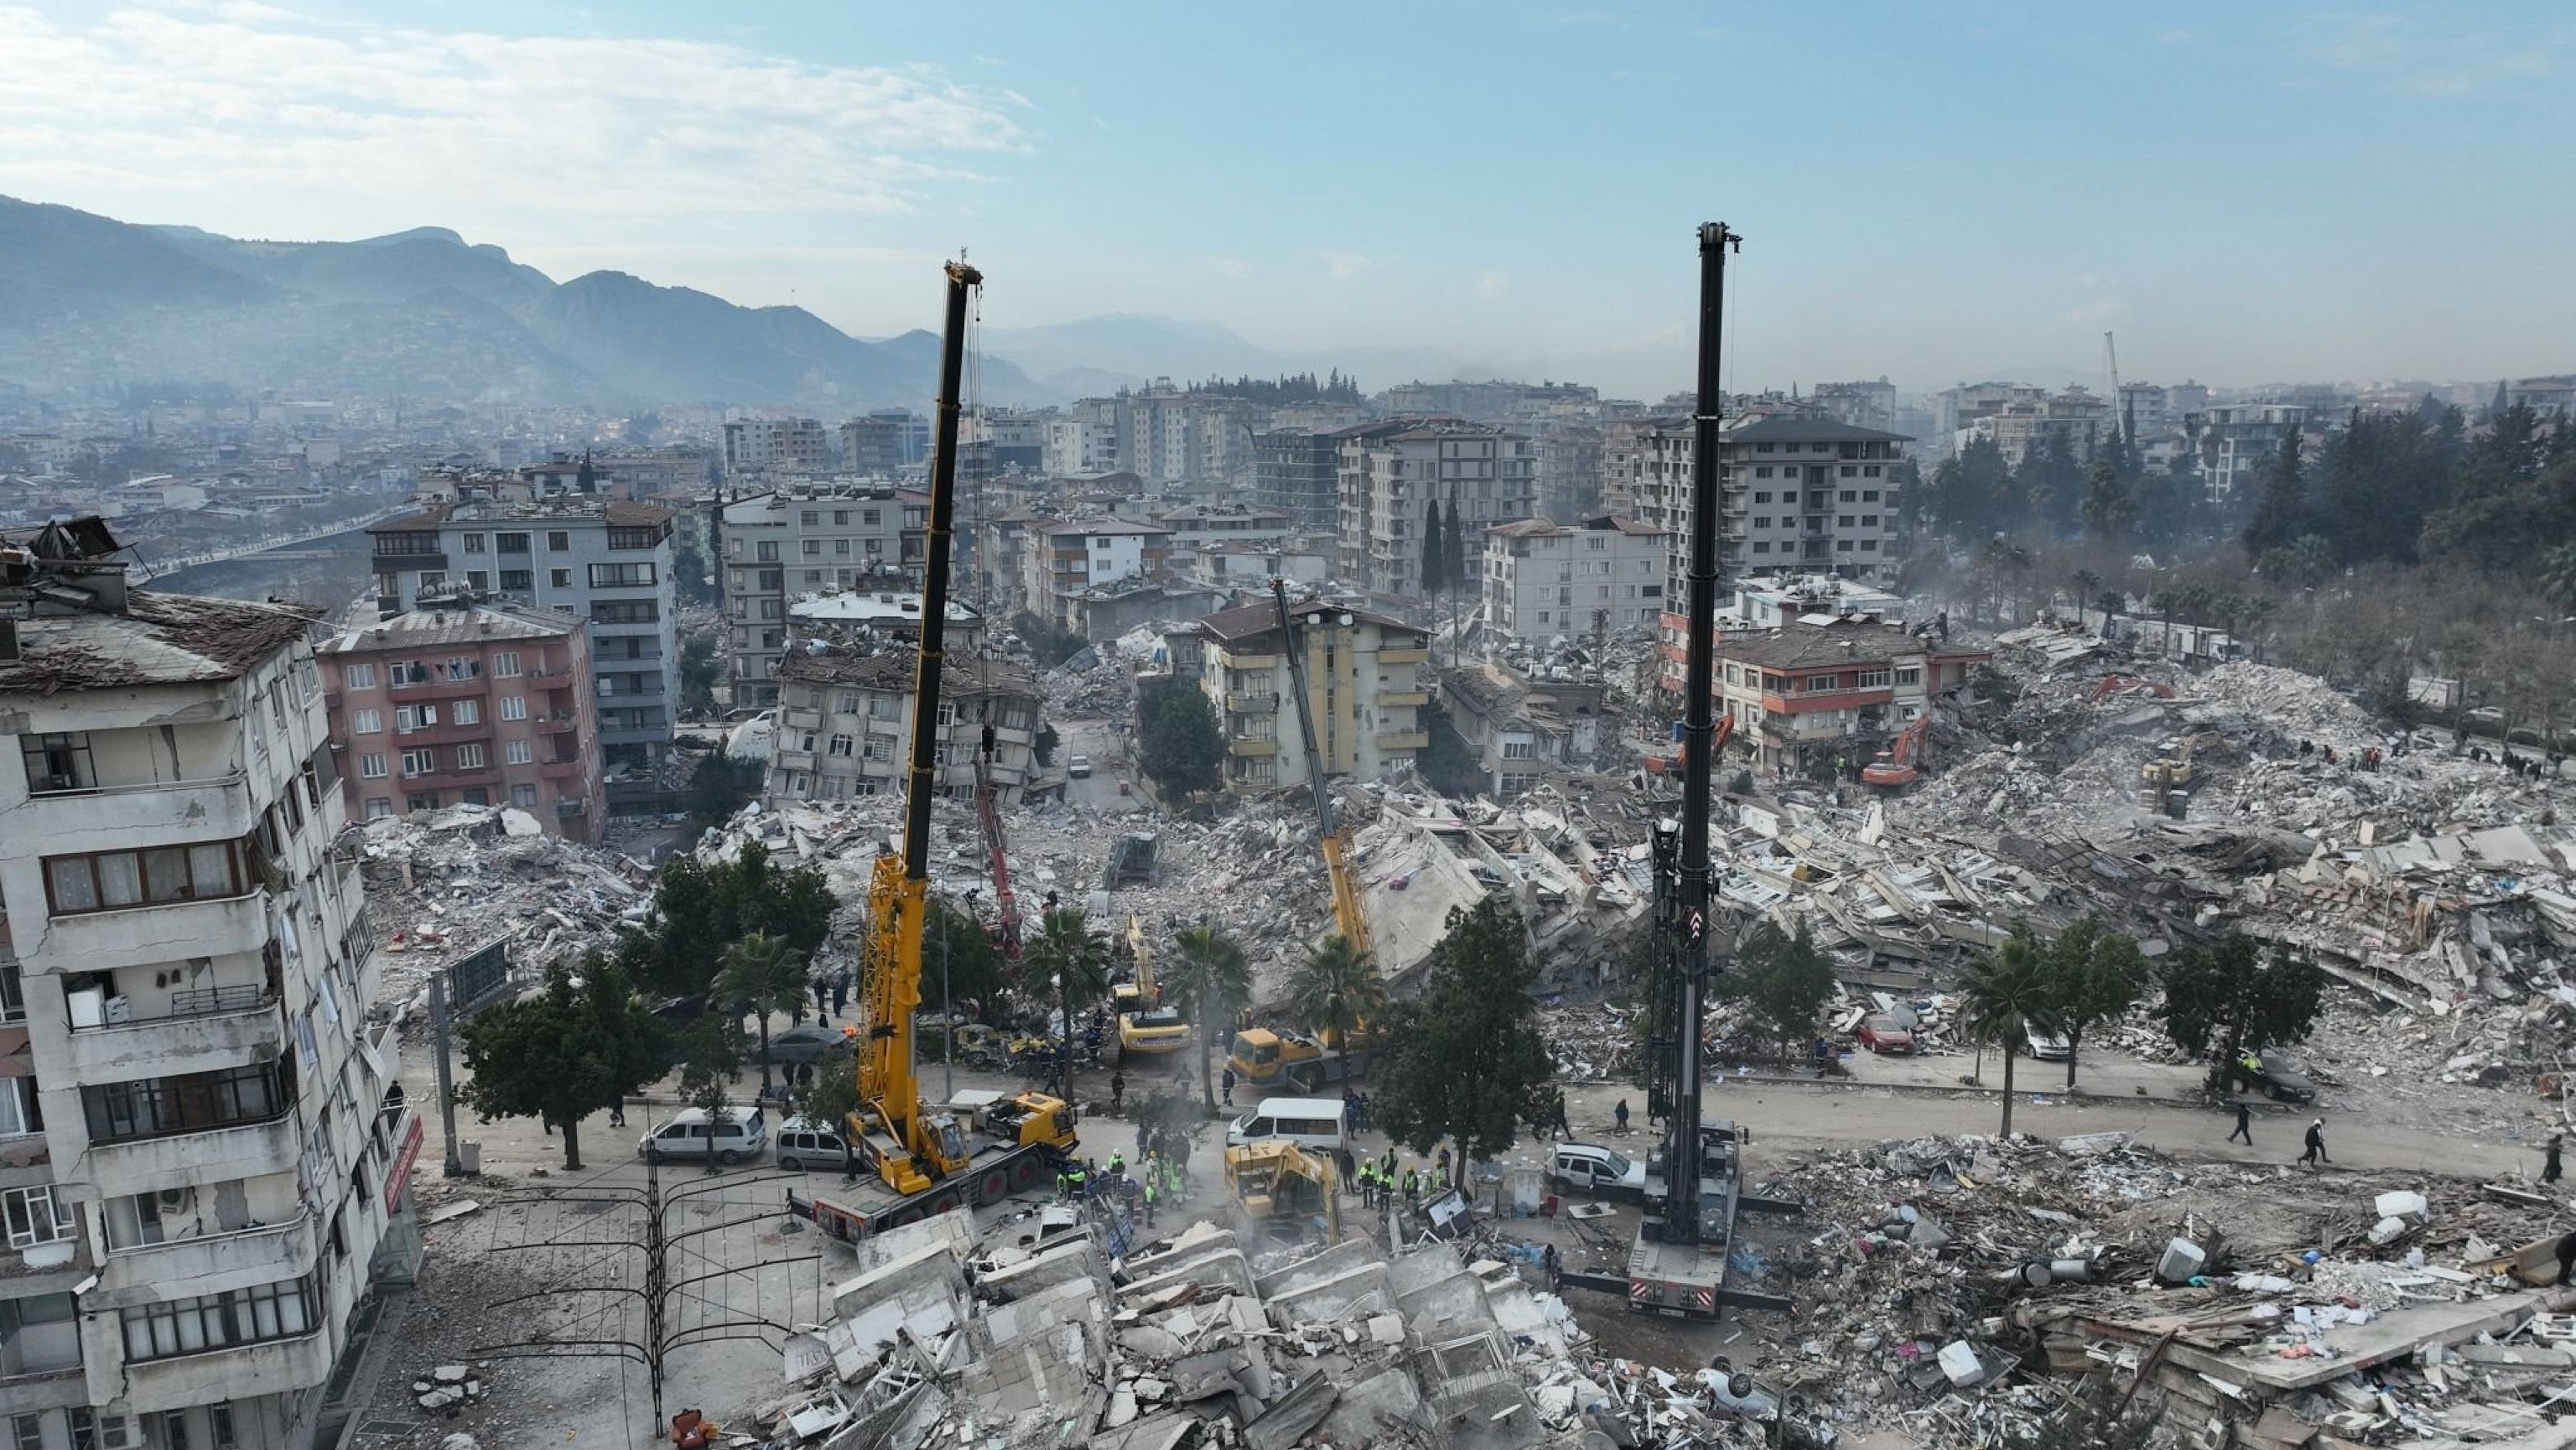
[1057,1147,1192,1228]
[1350,1146,1453,1211]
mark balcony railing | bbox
[67,982,272,1032]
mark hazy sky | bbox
[2,2,2568,397]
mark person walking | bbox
[1110,1071,1126,1114]
[2299,1118,2329,1167]
[831,969,851,1018]
[2547,1132,2565,1186]
[608,1094,626,1128]
[1142,1177,1158,1229]
[2228,1100,2252,1146]
[1220,1066,1237,1106]
[1552,1094,1573,1142]
[1613,1099,1631,1136]
[810,974,829,1017]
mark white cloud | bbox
[0,7,1031,223]
[2301,13,2558,97]
[1320,250,1374,280]
[1474,269,1508,300]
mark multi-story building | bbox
[764,646,1043,804]
[1335,422,1536,598]
[1149,502,1299,555]
[317,596,605,840]
[1531,422,1604,522]
[839,417,907,477]
[1254,428,1347,531]
[0,520,412,1450]
[1713,618,1991,777]
[1597,414,1681,518]
[366,498,678,778]
[1934,382,2047,457]
[1480,516,1667,642]
[1438,660,1608,798]
[1976,386,2114,468]
[594,447,716,499]
[1186,596,1431,793]
[1809,379,1901,433]
[717,483,926,706]
[721,417,828,479]
[1043,415,1119,477]
[2183,403,2310,504]
[1019,518,1173,634]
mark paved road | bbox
[1056,715,1138,810]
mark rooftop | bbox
[775,644,1038,698]
[787,591,981,626]
[1716,620,1935,671]
[1197,595,1420,647]
[1721,415,1914,444]
[1488,514,1665,540]
[319,599,580,654]
[1,590,319,694]
[369,499,675,532]
[1035,517,1172,539]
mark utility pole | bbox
[429,971,464,1177]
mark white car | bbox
[1546,1142,1648,1198]
[1067,755,1093,778]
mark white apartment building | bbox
[718,484,927,706]
[2184,403,2309,503]
[1044,417,1119,476]
[721,417,829,479]
[1,522,413,1450]
[1335,422,1538,597]
[1481,516,1668,642]
[764,647,1043,805]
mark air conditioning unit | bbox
[157,1187,195,1214]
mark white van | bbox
[1226,1097,1348,1156]
[637,1106,767,1166]
[773,1116,849,1171]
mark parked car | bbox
[2232,1047,2317,1103]
[1545,1142,1648,1198]
[2025,1026,2073,1061]
[638,1107,767,1166]
[774,1116,849,1172]
[1857,1014,1915,1055]
[1067,755,1093,778]
[761,1023,854,1068]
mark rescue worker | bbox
[1107,1151,1124,1182]
[2299,1118,2329,1167]
[1110,1071,1125,1113]
[1142,1176,1158,1228]
[2229,1099,2253,1146]
[1614,1099,1631,1136]
[1220,1066,1237,1106]
[1403,1165,1420,1207]
[2547,1132,2565,1186]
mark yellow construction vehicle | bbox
[1115,912,1192,1058]
[790,260,1074,1242]
[1223,1141,1341,1244]
[2140,734,2199,794]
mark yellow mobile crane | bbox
[792,261,1075,1242]
[1226,580,1378,1093]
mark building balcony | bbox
[1226,738,1280,757]
[57,984,283,1081]
[781,706,823,730]
[1374,731,1431,751]
[122,1325,333,1416]
[13,772,259,855]
[84,1107,299,1199]
[539,757,589,781]
[1224,692,1275,713]
[773,748,817,772]
[33,891,270,976]
[535,715,579,735]
[96,1211,316,1302]
[0,1227,91,1294]
[391,718,495,747]
[386,673,490,702]
[1375,689,1430,708]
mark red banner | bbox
[386,1113,423,1214]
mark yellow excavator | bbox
[793,260,1074,1240]
[1223,1141,1342,1245]
[1115,912,1192,1058]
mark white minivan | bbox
[1226,1097,1348,1156]
[638,1107,767,1166]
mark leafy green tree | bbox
[1136,675,1224,799]
[1958,928,2059,1137]
[678,631,720,714]
[1024,906,1111,1095]
[2539,542,2576,614]
[2096,590,2127,637]
[677,1012,748,1164]
[2068,569,2101,630]
[715,930,809,1089]
[2079,455,2133,546]
[1420,498,1446,595]
[1286,931,1384,1057]
[619,842,834,998]
[2156,933,2324,1095]
[459,957,673,1170]
[1166,924,1253,1108]
[683,748,761,832]
[1733,922,1834,1063]
[2241,430,2309,557]
[2038,917,2145,1089]
[1370,898,1553,1199]
[924,894,1008,1019]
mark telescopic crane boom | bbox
[1271,579,1371,962]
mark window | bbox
[393,704,431,732]
[800,511,819,526]
[1862,515,1879,527]
[1753,517,1770,529]
[82,1063,285,1143]
[366,798,392,819]
[455,744,486,770]
[511,783,538,808]
[607,527,662,550]
[489,651,522,678]
[1838,516,1855,528]
[13,1414,42,1450]
[0,963,18,1024]
[1840,466,1857,479]
[1862,489,1881,502]
[756,541,779,563]
[0,1078,34,1137]
[1751,542,1770,553]
[498,532,531,554]
[359,753,387,779]
[121,1273,319,1361]
[418,571,445,589]
[591,600,660,625]
[1856,669,1893,689]
[44,843,242,914]
[550,569,574,589]
[408,793,439,812]
[802,539,821,558]
[500,694,527,721]
[342,662,378,689]
[1861,538,1879,551]
[1837,538,1854,552]
[401,748,438,777]
[461,533,486,553]
[827,734,855,757]
[1779,491,1798,504]
[1501,740,1535,759]
[465,570,490,591]
[862,737,893,761]
[3,1184,74,1247]
[833,510,849,526]
[451,699,480,726]
[1864,466,1883,478]
[506,739,532,765]
[548,531,571,552]
[349,708,380,735]
[834,538,850,556]
[20,732,96,793]
[863,508,881,525]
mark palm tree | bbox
[1167,924,1252,1110]
[2096,590,2127,640]
[1024,907,1110,1097]
[1285,932,1387,1058]
[1957,930,2057,1138]
[2068,569,2101,631]
[714,931,808,1091]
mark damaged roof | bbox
[776,645,1038,699]
[1719,621,1945,670]
[1197,597,1421,647]
[318,600,581,654]
[1,590,320,694]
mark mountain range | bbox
[0,196,1054,412]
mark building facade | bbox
[1713,619,1990,776]
[1335,423,1537,598]
[2184,403,2309,503]
[318,598,605,840]
[367,500,678,777]
[1018,519,1174,634]
[721,418,829,480]
[1480,516,1668,642]
[717,484,926,707]
[1187,597,1432,793]
[1,524,413,1450]
[764,647,1043,805]
[1254,428,1345,532]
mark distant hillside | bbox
[0,195,1051,410]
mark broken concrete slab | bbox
[1242,1370,1338,1450]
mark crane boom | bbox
[1270,579,1371,960]
[971,746,1021,958]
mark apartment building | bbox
[1149,502,1299,555]
[1438,661,1608,798]
[1976,386,2114,468]
[1335,422,1537,598]
[1934,382,2048,456]
[1018,518,1174,635]
[366,498,678,779]
[318,597,605,841]
[721,417,829,479]
[718,483,927,707]
[1043,415,1119,477]
[1187,596,1432,793]
[1254,428,1347,532]
[1481,516,1667,642]
[1531,422,1605,522]
[764,647,1043,805]
[1714,618,1990,776]
[2183,403,2310,503]
[0,522,411,1450]
[839,417,907,477]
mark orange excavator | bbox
[2090,673,2176,703]
[1861,715,1929,788]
